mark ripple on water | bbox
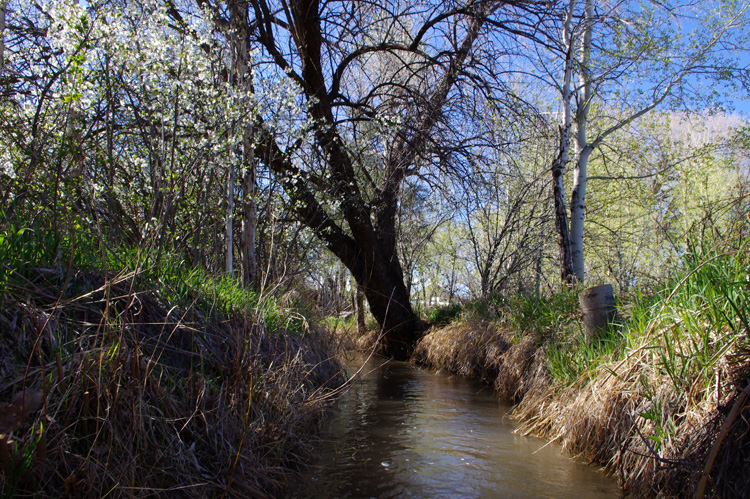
[292,355,619,499]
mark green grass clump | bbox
[426,303,463,326]
[637,234,749,398]
[450,290,580,340]
[503,289,580,340]
[545,327,624,385]
[0,211,310,339]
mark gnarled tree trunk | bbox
[249,0,495,357]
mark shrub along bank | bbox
[0,224,343,497]
[412,232,749,497]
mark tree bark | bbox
[570,145,592,282]
[226,162,235,276]
[569,0,594,283]
[552,127,576,286]
[247,0,494,358]
[551,0,577,287]
[355,284,366,336]
[229,0,256,283]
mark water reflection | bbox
[294,354,618,498]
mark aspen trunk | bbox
[569,0,594,283]
[570,146,592,283]
[552,0,577,286]
[552,132,576,286]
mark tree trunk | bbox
[552,137,576,287]
[228,0,252,280]
[579,284,617,339]
[569,0,594,283]
[552,0,577,287]
[226,162,235,276]
[570,145,592,282]
[250,0,492,358]
[355,253,422,359]
[355,284,366,336]
[241,162,257,288]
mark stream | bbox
[293,354,619,498]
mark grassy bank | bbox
[412,232,749,497]
[0,225,343,497]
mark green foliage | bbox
[0,216,95,301]
[457,289,581,341]
[584,112,748,290]
[461,295,504,321]
[545,218,749,393]
[319,314,356,331]
[450,289,581,342]
[140,259,308,336]
[645,231,749,393]
[0,213,305,338]
[504,290,581,340]
[546,327,625,385]
[426,303,463,326]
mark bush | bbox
[426,303,463,326]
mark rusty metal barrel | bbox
[578,284,617,340]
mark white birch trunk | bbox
[552,0,577,285]
[570,0,594,283]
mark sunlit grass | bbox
[414,221,749,496]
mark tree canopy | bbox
[1,0,748,357]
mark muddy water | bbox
[294,354,619,498]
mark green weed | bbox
[426,303,463,326]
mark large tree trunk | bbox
[251,0,491,358]
[351,245,422,359]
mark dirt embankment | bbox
[0,267,344,498]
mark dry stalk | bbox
[695,381,750,499]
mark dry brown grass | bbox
[413,320,544,399]
[0,267,343,497]
[413,319,750,498]
[353,329,382,354]
[412,321,506,381]
[512,339,749,498]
